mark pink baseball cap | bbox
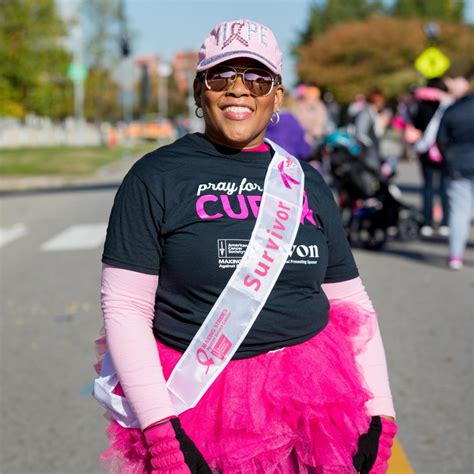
[196,19,283,76]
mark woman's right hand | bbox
[144,418,211,474]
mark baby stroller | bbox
[317,130,420,250]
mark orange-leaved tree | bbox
[296,16,474,104]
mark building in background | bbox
[172,51,199,94]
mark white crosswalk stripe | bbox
[41,223,107,251]
[0,224,27,248]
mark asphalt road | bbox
[0,160,473,474]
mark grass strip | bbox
[0,141,156,176]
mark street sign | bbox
[415,47,451,79]
[67,63,88,82]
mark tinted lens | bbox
[243,69,274,96]
[205,66,274,96]
[205,67,237,92]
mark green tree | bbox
[298,0,383,43]
[84,68,122,122]
[83,0,123,70]
[0,0,72,118]
[82,0,126,122]
[296,16,474,103]
[167,73,188,120]
[392,0,464,21]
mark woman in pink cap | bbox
[94,18,397,473]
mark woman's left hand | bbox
[144,418,211,474]
[353,416,398,474]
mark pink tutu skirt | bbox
[97,302,373,473]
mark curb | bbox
[0,174,122,194]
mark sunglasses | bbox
[202,65,281,97]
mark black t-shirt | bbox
[437,94,474,179]
[103,133,358,358]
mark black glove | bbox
[144,417,212,474]
[171,418,212,474]
[353,416,383,473]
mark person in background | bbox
[412,78,450,237]
[323,90,341,130]
[94,18,397,473]
[354,88,388,175]
[437,69,474,270]
[265,93,314,161]
[396,91,422,162]
[347,93,366,127]
[294,83,330,147]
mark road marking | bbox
[41,223,107,251]
[0,224,27,248]
[388,439,414,473]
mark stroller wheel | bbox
[360,227,387,250]
[398,216,420,241]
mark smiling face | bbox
[194,58,284,149]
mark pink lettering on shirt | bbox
[195,193,318,226]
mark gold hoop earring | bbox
[270,110,280,125]
[195,106,204,119]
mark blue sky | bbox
[123,0,474,88]
[57,0,474,88]
[124,0,315,87]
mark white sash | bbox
[93,140,304,424]
[168,140,304,413]
[93,351,141,428]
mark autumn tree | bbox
[296,16,474,104]
[0,0,72,118]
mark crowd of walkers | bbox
[266,69,474,269]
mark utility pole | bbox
[67,1,86,122]
[73,19,85,122]
[158,63,171,120]
[117,0,133,145]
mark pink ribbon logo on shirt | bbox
[278,159,301,189]
[301,191,317,226]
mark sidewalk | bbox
[0,149,142,193]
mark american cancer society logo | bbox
[217,239,248,269]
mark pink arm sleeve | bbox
[321,277,396,418]
[414,86,441,101]
[101,264,176,429]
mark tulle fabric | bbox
[97,302,374,473]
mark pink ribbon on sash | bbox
[196,348,215,375]
[278,160,301,189]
